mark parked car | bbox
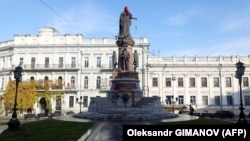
[210,111,234,119]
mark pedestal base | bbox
[7,118,20,131]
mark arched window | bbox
[44,76,49,89]
[84,76,88,89]
[30,76,34,81]
[58,76,63,89]
[96,76,101,89]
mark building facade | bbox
[0,27,149,115]
[0,26,249,115]
[147,55,250,113]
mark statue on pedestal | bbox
[112,51,117,71]
[133,50,138,72]
[117,6,137,47]
[121,48,130,71]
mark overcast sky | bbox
[0,0,250,57]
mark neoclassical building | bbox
[147,55,250,113]
[0,27,149,115]
[0,26,249,115]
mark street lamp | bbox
[76,96,83,113]
[217,64,223,113]
[235,60,248,124]
[7,65,22,130]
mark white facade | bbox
[0,26,249,115]
[0,27,149,115]
[147,55,250,113]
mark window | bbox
[214,96,220,105]
[59,57,63,68]
[243,77,249,87]
[109,56,112,68]
[189,77,195,87]
[165,78,171,87]
[71,76,75,88]
[45,57,49,68]
[178,78,183,87]
[58,76,63,89]
[202,96,208,105]
[152,77,158,87]
[71,57,76,68]
[213,77,219,87]
[244,96,250,106]
[97,57,101,67]
[109,76,112,86]
[31,57,35,68]
[30,76,34,81]
[19,57,24,65]
[201,77,207,87]
[44,76,49,88]
[83,96,88,107]
[178,95,184,105]
[226,77,232,87]
[227,96,233,105]
[190,96,196,105]
[84,57,89,68]
[96,76,101,89]
[69,96,74,107]
[84,76,88,89]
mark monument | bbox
[74,6,178,120]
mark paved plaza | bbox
[0,114,198,141]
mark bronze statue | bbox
[119,6,137,39]
[112,51,117,70]
[121,48,130,70]
[133,50,138,72]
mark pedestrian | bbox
[189,104,194,115]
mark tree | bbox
[3,80,37,113]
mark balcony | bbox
[22,64,80,71]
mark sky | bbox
[0,0,250,57]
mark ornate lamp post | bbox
[235,61,248,124]
[76,96,83,113]
[7,66,22,130]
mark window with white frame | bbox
[59,57,63,68]
[214,96,220,105]
[97,57,101,67]
[201,77,207,87]
[189,77,195,87]
[84,76,88,89]
[96,76,101,89]
[225,77,232,87]
[152,77,158,87]
[71,57,76,68]
[178,77,183,87]
[165,78,171,87]
[213,77,219,87]
[243,77,249,87]
[226,95,233,105]
[31,57,35,68]
[190,96,196,105]
[202,96,208,105]
[84,57,89,68]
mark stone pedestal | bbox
[108,72,143,107]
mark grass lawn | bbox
[0,119,95,141]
